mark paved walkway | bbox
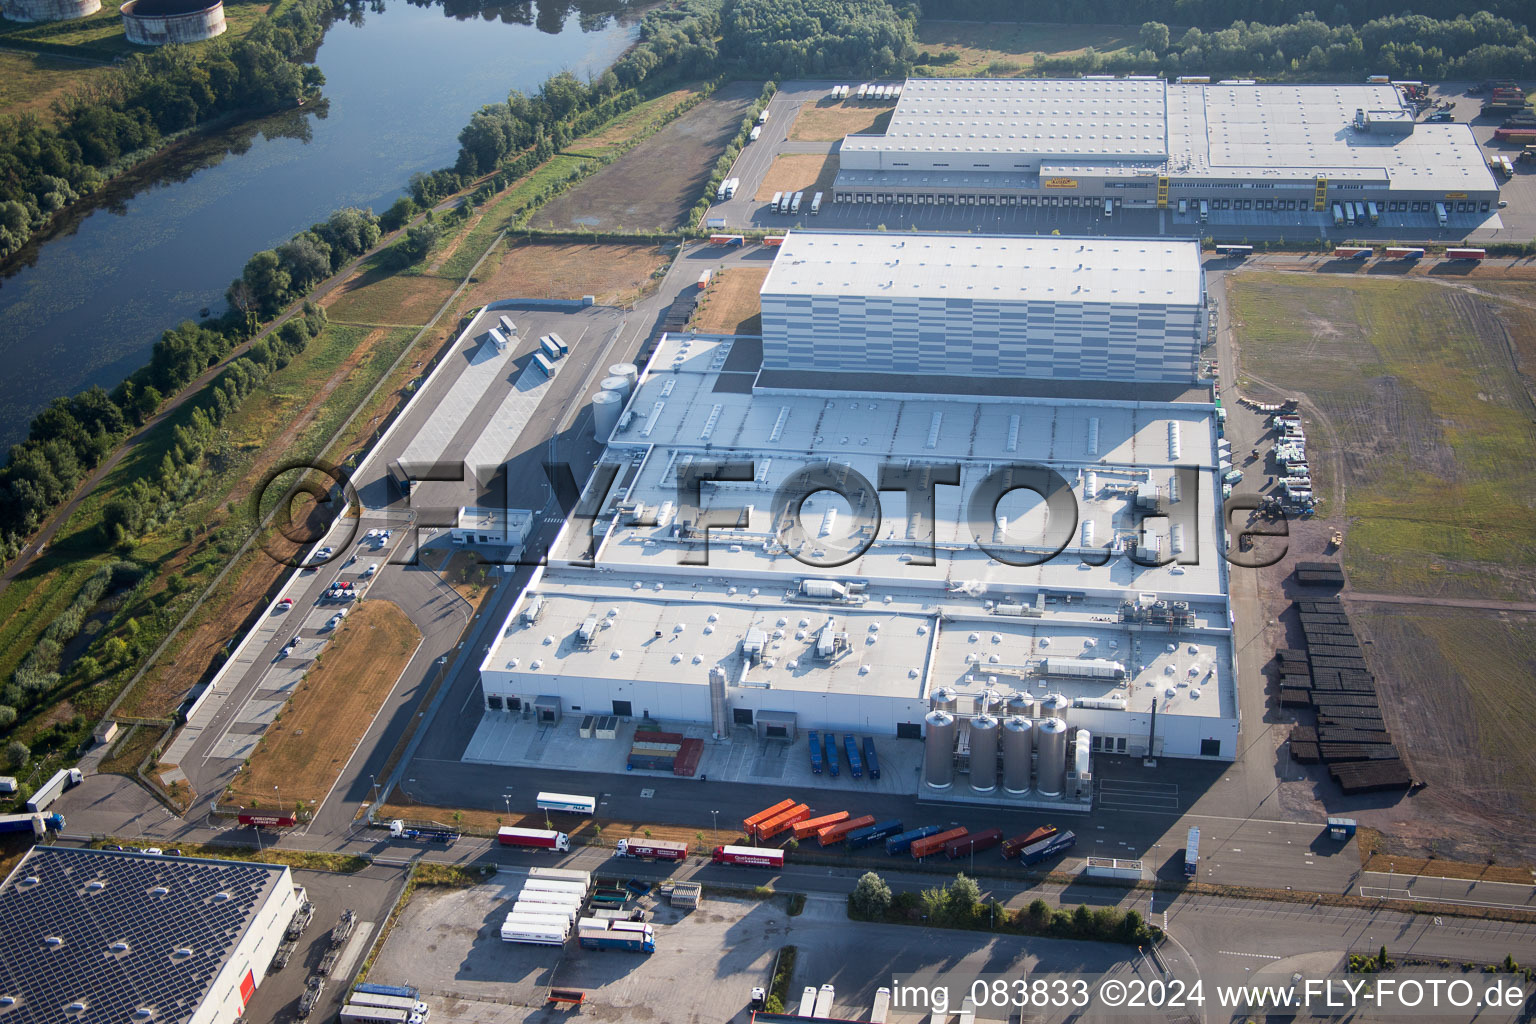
[1358,870,1536,911]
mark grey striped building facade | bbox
[759,233,1205,384]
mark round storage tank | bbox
[609,363,638,396]
[592,390,623,441]
[1006,691,1036,719]
[1001,715,1033,794]
[930,687,958,714]
[1040,692,1070,719]
[1074,729,1092,776]
[968,714,999,793]
[120,0,225,43]
[0,0,99,22]
[599,376,629,401]
[923,711,957,789]
[1035,717,1068,798]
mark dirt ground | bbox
[754,153,839,202]
[380,797,748,850]
[321,266,458,326]
[690,267,767,335]
[458,240,670,311]
[530,80,761,232]
[788,99,893,141]
[1224,266,1536,864]
[225,600,419,812]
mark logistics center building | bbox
[477,233,1239,766]
[759,232,1204,383]
[833,78,1498,216]
[0,846,299,1024]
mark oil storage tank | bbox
[1001,715,1033,794]
[592,390,623,441]
[1035,717,1068,798]
[121,0,226,43]
[923,710,957,789]
[969,714,999,793]
[0,0,99,22]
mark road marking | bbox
[1220,950,1281,960]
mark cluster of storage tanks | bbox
[922,687,1089,799]
[591,362,639,440]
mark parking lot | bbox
[708,79,1527,243]
[370,879,1138,1023]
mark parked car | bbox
[276,598,293,612]
[361,564,378,578]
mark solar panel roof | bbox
[0,847,287,1024]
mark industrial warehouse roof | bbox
[760,232,1203,306]
[842,77,1169,160]
[841,78,1496,194]
[0,847,287,1024]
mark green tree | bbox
[1023,898,1052,931]
[380,196,416,232]
[0,705,16,729]
[1141,21,1171,53]
[850,871,893,918]
[947,873,981,917]
[3,739,28,770]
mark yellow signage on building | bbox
[1444,192,1467,199]
[1044,177,1078,189]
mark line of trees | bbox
[0,0,335,264]
[918,0,1533,32]
[848,871,1162,945]
[1031,11,1536,80]
[718,0,919,77]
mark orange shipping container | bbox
[910,826,968,859]
[743,799,795,834]
[792,811,849,840]
[755,804,811,840]
[818,814,876,846]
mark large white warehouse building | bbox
[833,78,1498,218]
[759,232,1204,383]
[478,334,1240,765]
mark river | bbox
[0,0,640,448]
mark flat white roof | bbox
[845,78,1496,193]
[761,232,1203,307]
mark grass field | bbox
[381,797,748,850]
[690,267,767,335]
[1351,605,1536,846]
[788,100,892,141]
[914,20,1138,75]
[565,84,704,157]
[0,50,115,120]
[1229,273,1536,601]
[225,600,419,812]
[754,153,838,203]
[323,266,459,327]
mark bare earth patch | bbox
[225,600,420,813]
[754,153,839,202]
[459,240,670,310]
[788,99,892,141]
[690,267,767,335]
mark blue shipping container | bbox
[1019,831,1076,865]
[847,819,903,849]
[885,825,942,856]
[843,735,864,778]
[863,736,880,779]
[808,731,823,774]
[824,733,840,777]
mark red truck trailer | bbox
[792,812,849,840]
[712,845,784,868]
[1445,248,1487,260]
[497,827,571,851]
[238,812,298,828]
[818,814,875,846]
[1002,825,1059,859]
[743,799,795,834]
[614,839,688,861]
[755,804,811,840]
[945,827,1004,859]
[911,827,968,859]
